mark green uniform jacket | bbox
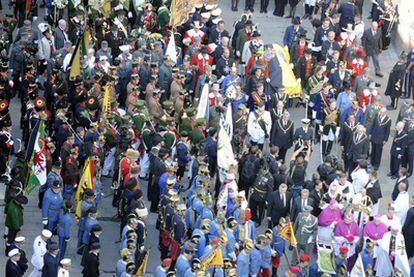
[5,200,23,230]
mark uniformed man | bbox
[250,236,264,276]
[339,113,359,171]
[0,109,13,175]
[82,242,101,277]
[42,180,63,232]
[294,118,314,155]
[364,95,382,135]
[12,236,28,274]
[6,248,22,277]
[42,242,60,277]
[135,206,148,251]
[370,107,391,170]
[57,200,73,260]
[175,247,195,276]
[76,189,96,250]
[292,205,317,262]
[389,121,408,179]
[224,217,239,261]
[192,218,211,258]
[170,203,187,267]
[81,206,99,256]
[30,229,52,277]
[247,102,272,150]
[154,258,172,277]
[236,239,254,277]
[320,99,340,157]
[184,258,203,276]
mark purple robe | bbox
[333,220,360,238]
[363,221,388,241]
[318,207,342,227]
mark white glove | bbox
[8,80,14,87]
[234,242,240,250]
[319,125,323,132]
[266,78,270,83]
[140,245,145,251]
[284,45,288,51]
[297,78,301,84]
[42,219,48,226]
[236,50,241,57]
[312,110,317,119]
[229,252,237,261]
[43,60,47,65]
[335,128,340,139]
[271,249,277,256]
[290,63,294,69]
[128,11,133,18]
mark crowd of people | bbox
[1,0,414,276]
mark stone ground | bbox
[0,0,409,276]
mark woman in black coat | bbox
[385,53,407,109]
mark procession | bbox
[1,0,414,276]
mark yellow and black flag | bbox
[279,221,297,247]
[68,37,82,79]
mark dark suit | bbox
[403,207,414,258]
[370,115,391,169]
[82,252,100,277]
[309,188,324,216]
[337,1,358,28]
[6,259,23,277]
[405,125,414,176]
[362,28,383,74]
[321,40,341,60]
[347,133,369,173]
[290,196,314,222]
[53,27,68,50]
[270,119,294,161]
[390,131,408,177]
[391,177,409,201]
[41,252,59,277]
[267,191,292,227]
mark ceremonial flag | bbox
[101,0,111,17]
[135,250,149,276]
[75,158,95,219]
[25,120,47,195]
[82,28,91,77]
[217,121,236,182]
[279,221,297,247]
[165,32,177,65]
[196,84,210,121]
[69,37,82,79]
[201,246,224,269]
[267,44,302,98]
[350,255,366,277]
[102,85,111,115]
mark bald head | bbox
[372,21,378,31]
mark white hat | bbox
[135,207,148,218]
[99,55,108,61]
[212,17,222,25]
[211,8,222,17]
[195,3,203,9]
[38,23,49,33]
[15,236,25,243]
[42,229,53,239]
[8,248,20,257]
[301,118,311,124]
[205,4,217,10]
[119,45,131,52]
[60,258,71,266]
[201,12,211,19]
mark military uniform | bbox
[42,187,63,232]
[57,209,72,260]
[170,211,186,262]
[390,130,408,177]
[346,132,369,173]
[321,106,340,156]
